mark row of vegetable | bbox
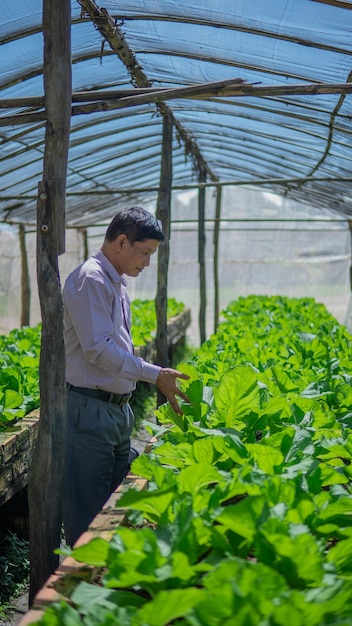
[0,298,185,430]
[36,295,352,626]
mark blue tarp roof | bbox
[1,0,352,225]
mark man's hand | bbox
[156,368,190,415]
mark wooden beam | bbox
[2,81,352,126]
[311,0,352,8]
[0,79,243,109]
[0,88,166,108]
[65,81,352,114]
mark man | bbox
[62,206,189,546]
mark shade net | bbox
[0,187,350,346]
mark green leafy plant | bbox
[0,324,41,430]
[131,298,184,347]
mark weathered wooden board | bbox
[0,412,39,506]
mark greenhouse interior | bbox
[2,0,352,624]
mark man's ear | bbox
[115,234,128,249]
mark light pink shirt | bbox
[63,249,161,393]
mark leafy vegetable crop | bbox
[38,295,352,626]
[131,298,184,347]
[0,299,185,430]
[0,324,41,430]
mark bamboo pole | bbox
[19,224,30,328]
[28,0,71,605]
[198,167,207,345]
[155,112,173,407]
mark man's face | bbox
[115,237,160,277]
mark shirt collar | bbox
[92,249,128,287]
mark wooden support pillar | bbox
[155,112,172,407]
[28,0,71,605]
[80,227,89,261]
[19,224,30,327]
[349,221,352,292]
[213,186,222,334]
[198,168,207,344]
[344,220,352,331]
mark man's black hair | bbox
[105,206,165,243]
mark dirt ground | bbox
[0,591,29,626]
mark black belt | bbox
[67,383,132,406]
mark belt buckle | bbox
[119,393,131,406]
[107,392,131,406]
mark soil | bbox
[0,591,29,626]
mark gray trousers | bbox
[62,388,134,547]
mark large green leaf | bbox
[4,388,23,408]
[70,537,109,567]
[138,587,204,625]
[118,486,176,525]
[246,443,284,474]
[214,365,260,426]
[327,536,352,573]
[150,441,195,470]
[215,495,268,543]
[271,366,300,393]
[256,521,325,588]
[70,581,146,612]
[196,557,288,623]
[177,461,224,495]
[130,453,177,487]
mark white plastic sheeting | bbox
[1,1,352,223]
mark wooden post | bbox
[28,0,71,605]
[198,168,207,344]
[213,186,222,334]
[19,224,30,327]
[348,221,352,291]
[80,227,89,261]
[155,112,172,407]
